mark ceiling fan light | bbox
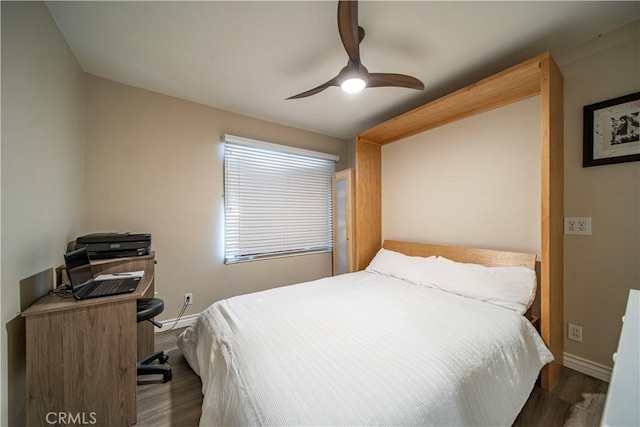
[341,77,366,94]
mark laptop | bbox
[64,247,140,300]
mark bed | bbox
[178,241,553,426]
[353,52,564,391]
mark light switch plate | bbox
[565,217,592,235]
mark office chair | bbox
[137,298,172,384]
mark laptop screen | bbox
[64,247,95,288]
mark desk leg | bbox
[137,277,155,359]
[26,300,137,426]
[137,321,154,360]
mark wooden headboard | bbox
[383,240,536,270]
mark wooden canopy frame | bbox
[354,52,563,390]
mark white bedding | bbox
[178,271,553,426]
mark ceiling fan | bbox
[286,0,425,100]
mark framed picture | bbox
[583,92,640,167]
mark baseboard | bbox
[563,352,612,382]
[155,312,200,332]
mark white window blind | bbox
[223,135,338,263]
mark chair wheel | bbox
[159,354,169,364]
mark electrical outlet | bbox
[184,293,193,305]
[568,323,583,342]
[565,217,591,235]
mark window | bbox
[223,135,338,263]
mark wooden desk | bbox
[21,253,155,427]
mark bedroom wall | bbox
[557,21,639,369]
[381,21,639,374]
[84,75,349,322]
[381,95,542,257]
[1,2,85,425]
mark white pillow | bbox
[366,248,437,285]
[420,256,537,315]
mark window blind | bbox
[223,135,337,263]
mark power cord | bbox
[163,299,189,331]
[50,284,74,299]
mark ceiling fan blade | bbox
[337,0,360,64]
[286,77,339,100]
[358,26,365,43]
[368,73,425,90]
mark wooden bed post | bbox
[354,137,382,270]
[540,54,564,390]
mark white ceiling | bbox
[46,1,639,139]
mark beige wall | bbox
[84,75,349,321]
[1,2,85,425]
[558,23,639,367]
[382,95,542,256]
[381,22,639,370]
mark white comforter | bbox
[178,271,553,426]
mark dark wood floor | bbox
[135,328,203,426]
[136,328,608,426]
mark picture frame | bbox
[583,91,640,167]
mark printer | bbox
[75,232,152,259]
